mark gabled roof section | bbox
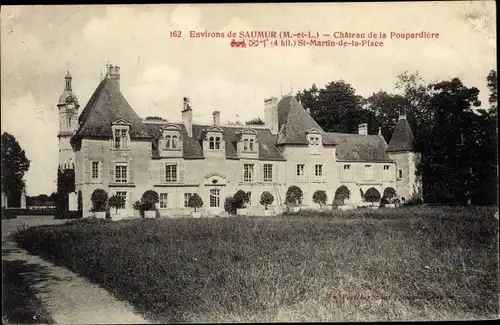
[276,95,336,145]
[112,119,131,126]
[144,123,285,161]
[387,118,415,152]
[72,78,151,141]
[323,133,394,162]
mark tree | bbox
[141,190,159,211]
[245,117,265,125]
[109,194,126,214]
[486,70,497,114]
[312,190,328,208]
[297,81,367,133]
[90,189,108,212]
[224,196,236,214]
[364,188,381,206]
[187,193,203,212]
[334,186,351,205]
[260,191,274,210]
[286,185,303,206]
[364,91,407,142]
[1,132,30,206]
[55,168,75,218]
[233,190,250,209]
[382,187,397,201]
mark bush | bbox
[260,191,274,210]
[365,188,381,206]
[334,186,351,205]
[187,193,203,212]
[109,195,126,213]
[224,196,236,214]
[141,190,159,211]
[286,185,303,206]
[90,189,108,212]
[233,190,250,209]
[379,196,390,208]
[312,190,328,208]
[403,196,424,206]
[383,187,397,201]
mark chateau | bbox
[58,64,421,218]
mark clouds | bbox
[0,2,496,195]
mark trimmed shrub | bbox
[260,191,274,210]
[379,196,390,208]
[334,186,351,205]
[286,185,303,206]
[109,195,126,214]
[312,190,328,208]
[90,189,108,212]
[224,196,236,214]
[233,190,250,209]
[187,193,203,212]
[365,187,381,206]
[383,187,397,201]
[141,190,159,211]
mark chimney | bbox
[106,64,120,89]
[358,123,368,135]
[264,97,278,135]
[182,97,193,137]
[212,111,220,126]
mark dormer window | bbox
[240,128,258,153]
[249,139,255,151]
[160,124,182,153]
[306,128,322,154]
[110,119,132,151]
[209,136,221,150]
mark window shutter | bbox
[109,138,114,150]
[254,164,260,182]
[85,161,91,183]
[129,191,134,208]
[150,162,158,183]
[99,161,103,182]
[178,160,184,183]
[159,163,166,183]
[128,159,134,183]
[109,161,115,183]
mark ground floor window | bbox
[246,191,252,206]
[116,191,127,210]
[210,189,220,207]
[159,193,168,209]
[184,193,193,208]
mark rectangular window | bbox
[159,193,168,209]
[91,161,99,180]
[114,128,129,150]
[315,164,323,177]
[398,169,403,178]
[165,164,177,182]
[344,164,351,170]
[263,164,273,182]
[246,192,252,206]
[184,193,193,208]
[244,164,254,182]
[116,191,127,210]
[115,163,128,183]
[296,164,305,176]
[210,189,220,207]
[383,165,390,170]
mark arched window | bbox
[215,137,221,149]
[209,137,215,149]
[165,135,171,149]
[172,135,178,149]
[244,139,248,151]
[69,118,72,127]
[249,139,254,151]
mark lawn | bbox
[13,206,499,322]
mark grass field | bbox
[13,206,499,322]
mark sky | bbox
[1,2,497,196]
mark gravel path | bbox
[2,216,153,324]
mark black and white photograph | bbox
[1,2,498,324]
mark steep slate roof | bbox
[144,123,285,161]
[387,117,415,152]
[72,78,151,142]
[323,133,393,162]
[276,95,336,145]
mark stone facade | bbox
[58,64,422,218]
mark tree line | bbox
[296,70,497,205]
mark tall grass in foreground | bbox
[14,207,499,322]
